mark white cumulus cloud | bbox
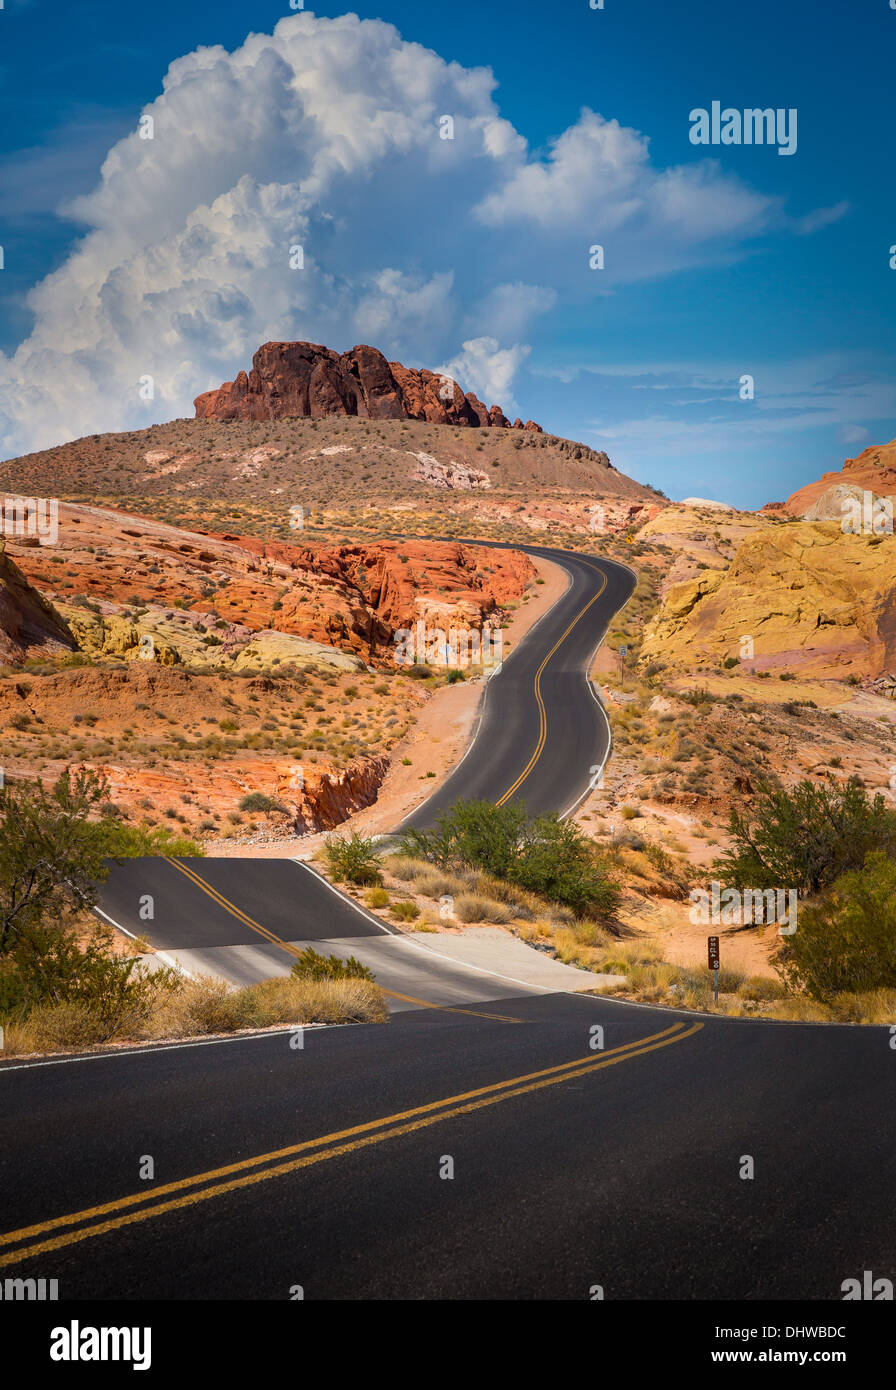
[0,12,799,457]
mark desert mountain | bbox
[194,340,543,431]
[775,439,896,518]
[0,416,655,513]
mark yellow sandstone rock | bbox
[642,522,896,680]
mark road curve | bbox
[94,543,635,1005]
[400,544,637,827]
[2,994,894,1301]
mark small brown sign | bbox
[708,935,720,971]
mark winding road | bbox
[2,545,894,1306]
[93,545,637,999]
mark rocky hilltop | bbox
[773,439,896,518]
[194,340,544,432]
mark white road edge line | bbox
[558,554,639,821]
[0,1025,337,1073]
[93,907,200,982]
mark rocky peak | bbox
[194,340,543,432]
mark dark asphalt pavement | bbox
[2,994,893,1299]
[4,543,891,1308]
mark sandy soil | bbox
[621,894,781,978]
[211,553,570,858]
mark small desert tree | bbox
[714,776,896,898]
[0,768,110,957]
[0,769,197,1022]
[776,853,896,999]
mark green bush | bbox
[401,800,619,918]
[290,947,376,982]
[323,831,382,886]
[238,792,285,813]
[714,776,896,898]
[97,821,205,858]
[1,923,180,1040]
[402,800,527,880]
[513,814,620,917]
[776,853,896,1000]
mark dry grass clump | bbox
[383,853,570,926]
[770,988,896,1025]
[2,1002,114,1054]
[147,973,388,1034]
[3,973,387,1054]
[453,892,516,925]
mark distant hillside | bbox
[0,415,657,507]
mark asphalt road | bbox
[401,544,637,827]
[4,543,892,1305]
[95,854,563,1010]
[92,543,636,1006]
[2,995,893,1299]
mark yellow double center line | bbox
[162,856,525,1024]
[496,562,608,805]
[0,1019,700,1267]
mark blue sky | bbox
[0,0,893,505]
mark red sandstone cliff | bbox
[194,341,543,432]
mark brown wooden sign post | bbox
[708,935,720,1004]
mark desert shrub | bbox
[389,900,420,923]
[162,974,245,1034]
[290,947,376,982]
[401,799,526,879]
[365,887,390,908]
[238,792,286,813]
[1,923,180,1042]
[401,800,619,918]
[714,776,896,898]
[237,975,387,1026]
[453,893,516,924]
[98,822,205,857]
[776,853,896,999]
[737,975,788,1002]
[6,1001,108,1052]
[323,831,382,886]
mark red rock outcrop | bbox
[780,439,896,517]
[0,545,75,666]
[276,754,390,834]
[7,503,534,667]
[194,341,543,432]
